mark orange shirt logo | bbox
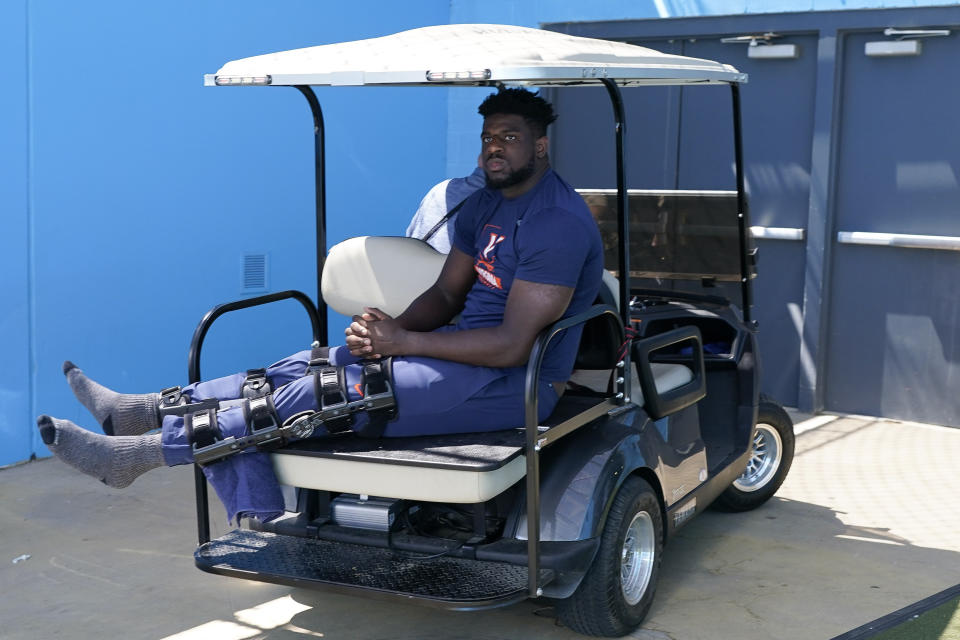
[475,231,506,289]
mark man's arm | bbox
[347,277,574,369]
[392,247,476,332]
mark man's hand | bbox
[345,307,408,359]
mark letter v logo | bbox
[482,233,506,260]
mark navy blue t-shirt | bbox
[452,169,604,382]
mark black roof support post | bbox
[295,85,329,345]
[731,83,753,324]
[601,78,632,404]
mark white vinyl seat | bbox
[321,236,446,318]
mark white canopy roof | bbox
[204,24,745,88]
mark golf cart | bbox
[189,24,795,637]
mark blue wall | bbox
[2,1,449,466]
[1,0,31,465]
[2,0,950,465]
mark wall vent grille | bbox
[243,253,268,292]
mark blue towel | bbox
[202,449,285,524]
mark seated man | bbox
[37,88,604,523]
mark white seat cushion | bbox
[321,236,445,318]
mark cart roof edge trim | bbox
[203,23,746,88]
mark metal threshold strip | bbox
[196,530,552,611]
[838,231,960,251]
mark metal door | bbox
[825,29,960,426]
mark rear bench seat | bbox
[271,236,692,504]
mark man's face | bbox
[481,113,544,192]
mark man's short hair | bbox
[478,88,558,138]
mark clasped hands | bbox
[345,307,407,359]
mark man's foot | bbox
[63,361,160,436]
[37,415,163,488]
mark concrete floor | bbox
[2,411,958,640]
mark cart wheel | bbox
[558,476,663,637]
[713,398,795,512]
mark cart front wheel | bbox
[558,475,663,637]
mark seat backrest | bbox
[573,270,624,370]
[323,236,624,370]
[322,236,445,317]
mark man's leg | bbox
[338,356,560,438]
[39,348,560,520]
[62,361,162,437]
[43,348,339,493]
[37,370,318,516]
[64,350,313,436]
[36,416,164,488]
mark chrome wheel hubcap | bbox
[620,511,656,605]
[734,423,783,492]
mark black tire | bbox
[557,475,664,637]
[712,398,795,512]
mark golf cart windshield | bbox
[580,189,754,296]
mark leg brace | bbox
[164,353,397,466]
[307,347,397,439]
[157,368,274,419]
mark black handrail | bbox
[188,289,321,383]
[189,289,321,545]
[523,302,624,596]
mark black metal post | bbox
[731,83,753,324]
[295,85,329,345]
[523,333,547,597]
[601,78,631,403]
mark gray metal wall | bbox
[549,6,960,426]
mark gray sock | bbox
[37,416,164,488]
[63,361,160,436]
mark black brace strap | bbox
[157,386,219,419]
[307,345,351,433]
[185,408,221,451]
[240,368,272,399]
[354,358,396,438]
[313,365,353,434]
[190,395,283,466]
[306,345,332,374]
[306,343,353,433]
[243,395,280,434]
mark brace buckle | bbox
[159,386,185,409]
[241,368,272,399]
